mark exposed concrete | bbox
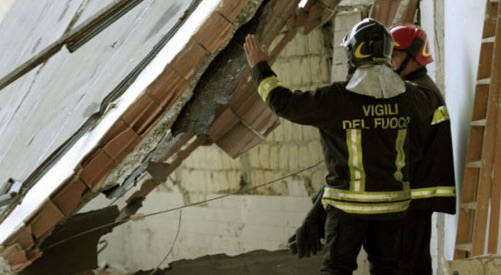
[172,0,265,135]
[445,255,501,275]
[0,256,14,275]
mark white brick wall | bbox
[99,190,313,271]
[331,11,365,81]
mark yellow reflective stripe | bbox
[257,76,282,102]
[393,129,407,182]
[321,198,410,214]
[411,186,456,199]
[431,106,450,125]
[323,186,410,202]
[346,129,365,191]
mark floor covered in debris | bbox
[133,250,323,275]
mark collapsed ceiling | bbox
[0,0,419,273]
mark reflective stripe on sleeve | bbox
[431,106,450,125]
[257,76,282,102]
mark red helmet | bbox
[389,23,433,66]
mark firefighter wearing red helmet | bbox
[392,23,433,64]
[389,23,456,275]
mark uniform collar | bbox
[404,67,428,81]
[346,64,406,99]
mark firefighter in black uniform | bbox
[244,18,441,275]
[390,23,456,275]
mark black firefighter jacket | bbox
[405,68,456,214]
[251,61,442,220]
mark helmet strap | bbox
[346,64,357,80]
[395,55,411,75]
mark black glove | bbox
[288,233,299,255]
[288,187,326,258]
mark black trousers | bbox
[398,209,433,275]
[320,207,403,275]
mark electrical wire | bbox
[142,160,323,274]
[147,209,182,275]
[142,160,324,219]
[42,160,324,252]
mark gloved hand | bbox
[288,222,322,258]
[288,187,326,258]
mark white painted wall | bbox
[96,188,315,272]
[444,0,487,259]
[0,0,16,24]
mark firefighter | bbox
[390,23,456,275]
[244,18,441,275]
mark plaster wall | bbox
[0,0,16,24]
[419,1,448,273]
[444,0,488,259]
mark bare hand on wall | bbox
[243,34,269,68]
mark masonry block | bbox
[147,67,188,109]
[1,245,28,267]
[307,28,327,55]
[25,199,65,239]
[272,0,298,20]
[170,39,209,80]
[234,99,275,132]
[2,225,34,251]
[288,146,300,170]
[207,108,240,141]
[195,12,235,53]
[217,0,251,23]
[102,124,140,162]
[212,171,229,189]
[50,175,90,216]
[335,10,363,30]
[78,149,115,191]
[269,145,280,170]
[120,94,164,136]
[99,119,128,145]
[256,144,270,169]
